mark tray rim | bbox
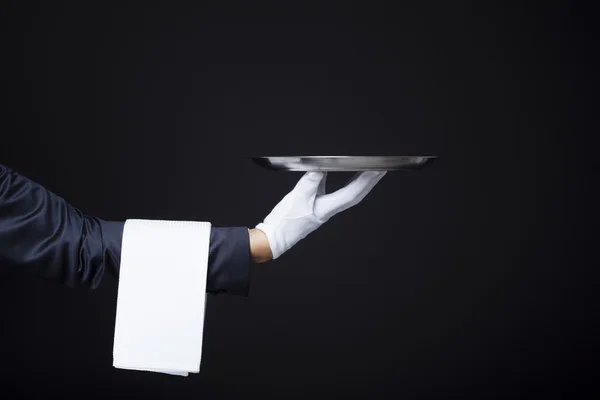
[250,155,438,158]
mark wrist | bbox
[248,228,273,263]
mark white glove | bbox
[255,171,387,259]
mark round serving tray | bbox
[251,156,437,171]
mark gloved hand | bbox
[255,171,387,259]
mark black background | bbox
[0,1,596,399]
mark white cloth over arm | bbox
[112,219,211,376]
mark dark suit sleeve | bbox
[0,164,250,296]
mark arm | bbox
[0,164,255,295]
[0,165,382,293]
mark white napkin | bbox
[113,219,211,376]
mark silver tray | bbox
[251,156,437,171]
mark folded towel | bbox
[113,219,211,376]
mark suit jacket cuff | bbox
[207,227,251,296]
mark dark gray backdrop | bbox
[0,2,595,399]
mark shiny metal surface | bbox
[251,156,437,171]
